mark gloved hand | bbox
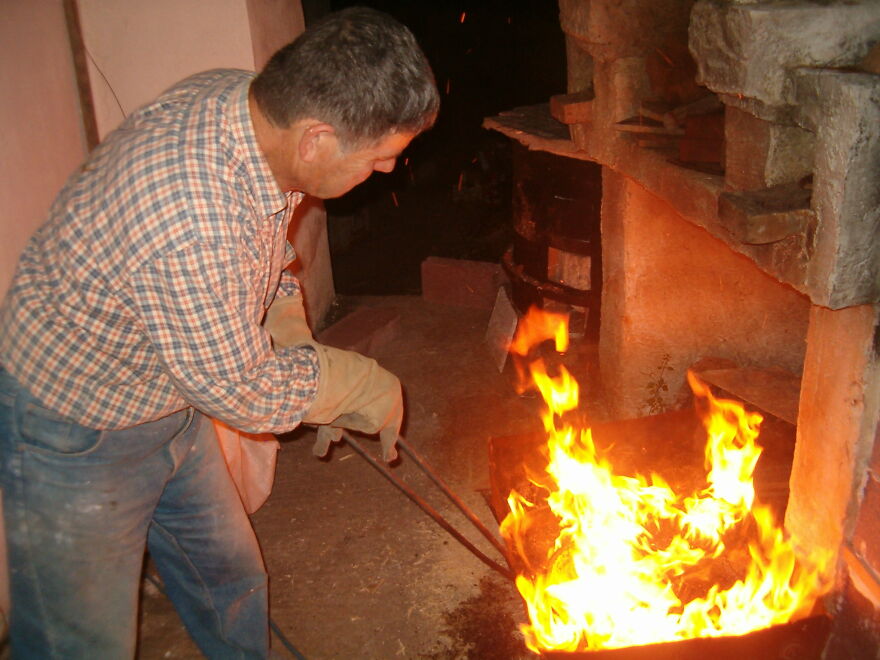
[304,344,403,462]
[265,293,313,348]
[265,295,403,462]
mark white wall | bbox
[78,0,256,137]
[77,0,333,325]
[0,0,91,628]
[3,0,332,324]
[246,0,306,70]
[0,0,87,297]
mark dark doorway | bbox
[308,1,566,294]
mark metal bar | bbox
[342,432,513,580]
[146,571,309,659]
[270,618,309,660]
[395,436,511,563]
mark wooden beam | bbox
[62,0,99,151]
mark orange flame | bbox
[510,306,569,357]
[509,307,570,397]
[500,308,832,653]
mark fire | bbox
[500,308,832,653]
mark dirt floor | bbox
[136,295,579,659]
[129,290,800,659]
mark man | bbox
[0,7,438,658]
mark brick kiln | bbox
[486,1,880,656]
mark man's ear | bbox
[298,122,337,163]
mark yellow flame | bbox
[510,306,569,357]
[500,308,832,653]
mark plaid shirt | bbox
[0,69,318,433]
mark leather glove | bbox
[265,295,403,462]
[265,293,312,348]
[304,344,403,462]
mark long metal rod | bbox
[342,432,513,580]
[395,437,511,563]
[146,573,308,659]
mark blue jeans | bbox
[0,368,269,658]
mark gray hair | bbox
[251,6,439,147]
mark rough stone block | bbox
[690,1,880,108]
[608,56,651,123]
[724,106,814,190]
[560,0,692,61]
[316,306,400,358]
[718,181,814,245]
[550,91,594,124]
[796,68,880,308]
[564,33,593,95]
[557,0,590,44]
[420,257,506,310]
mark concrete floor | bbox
[137,296,556,659]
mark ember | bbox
[500,308,833,654]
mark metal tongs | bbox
[341,432,513,579]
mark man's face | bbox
[306,131,415,199]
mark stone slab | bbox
[695,366,801,425]
[549,90,594,124]
[484,286,519,372]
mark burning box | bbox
[489,308,833,657]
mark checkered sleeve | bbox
[277,242,302,298]
[127,242,318,433]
